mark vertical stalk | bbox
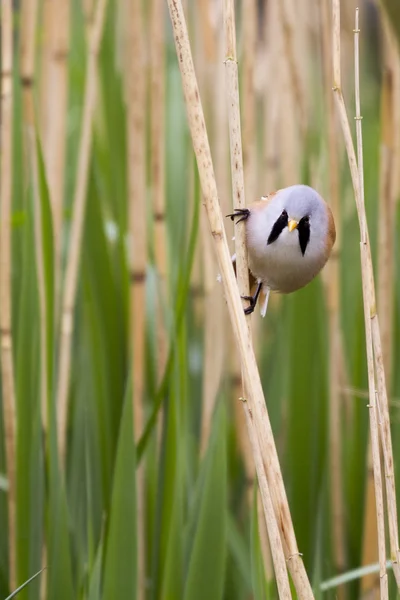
[20,0,38,143]
[223,0,295,595]
[278,0,307,141]
[242,0,257,202]
[197,2,225,456]
[332,3,390,596]
[320,0,345,575]
[263,0,281,192]
[1,0,17,589]
[56,0,107,462]
[40,0,70,308]
[150,0,166,294]
[127,1,146,597]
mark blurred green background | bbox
[1,0,400,598]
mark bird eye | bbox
[282,210,288,218]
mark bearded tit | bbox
[227,184,336,317]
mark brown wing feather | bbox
[324,203,336,258]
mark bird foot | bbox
[241,282,262,315]
[242,295,256,315]
[226,208,250,224]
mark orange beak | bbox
[288,219,298,232]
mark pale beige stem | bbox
[20,0,38,140]
[150,0,168,387]
[150,0,166,284]
[320,0,345,573]
[278,0,307,141]
[40,0,70,310]
[332,3,389,596]
[126,1,147,597]
[263,0,281,192]
[56,0,108,462]
[199,12,231,455]
[355,9,400,591]
[223,3,292,596]
[243,400,292,598]
[1,0,17,589]
[242,0,257,203]
[377,65,395,383]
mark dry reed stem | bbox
[198,0,216,63]
[56,0,107,462]
[320,0,345,573]
[20,0,38,137]
[242,0,257,203]
[150,0,166,283]
[223,0,251,448]
[223,2,292,596]
[263,0,281,192]
[193,3,223,448]
[199,5,227,455]
[127,1,147,597]
[332,3,390,594]
[40,0,70,309]
[278,0,307,141]
[362,26,399,594]
[355,9,400,589]
[0,0,17,589]
[168,0,312,597]
[221,0,257,486]
[150,0,168,387]
[242,401,292,598]
[354,9,387,597]
[378,12,399,389]
[223,0,249,309]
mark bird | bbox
[226,184,336,317]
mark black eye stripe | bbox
[298,216,310,255]
[267,210,288,245]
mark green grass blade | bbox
[5,569,45,600]
[102,381,137,599]
[14,187,43,600]
[87,537,103,600]
[34,134,55,399]
[250,487,270,600]
[183,402,227,600]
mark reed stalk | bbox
[362,20,399,594]
[56,0,107,462]
[332,4,391,596]
[198,2,226,456]
[223,0,256,500]
[1,0,17,589]
[357,10,400,590]
[167,0,314,596]
[150,0,166,289]
[20,0,38,142]
[127,1,147,596]
[377,13,399,394]
[242,0,257,203]
[40,0,70,307]
[150,0,168,382]
[263,0,281,192]
[278,0,307,141]
[242,400,292,597]
[320,0,345,575]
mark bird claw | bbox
[226,208,250,224]
[241,285,261,316]
[242,296,256,315]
